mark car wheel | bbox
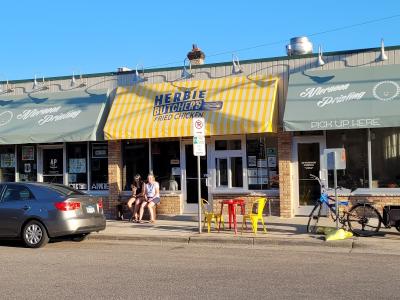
[22,220,49,248]
[71,233,89,242]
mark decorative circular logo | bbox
[373,81,400,101]
[0,111,13,127]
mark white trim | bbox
[14,145,18,182]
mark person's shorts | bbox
[150,197,161,205]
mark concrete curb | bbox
[88,233,355,249]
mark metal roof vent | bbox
[286,37,313,56]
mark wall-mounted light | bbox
[133,64,146,84]
[232,54,243,75]
[71,72,76,87]
[181,58,193,79]
[317,45,325,67]
[71,71,87,88]
[33,75,48,91]
[379,38,388,61]
[0,75,13,93]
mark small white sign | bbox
[193,136,206,156]
[192,117,205,136]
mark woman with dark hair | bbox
[127,174,144,222]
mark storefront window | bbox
[67,143,88,190]
[214,138,243,189]
[215,158,228,187]
[90,142,109,190]
[246,134,279,190]
[151,140,180,191]
[371,127,400,188]
[326,130,368,189]
[17,145,36,182]
[0,146,16,182]
[215,139,241,150]
[231,157,243,187]
[123,140,149,190]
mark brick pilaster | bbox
[106,140,122,218]
[278,129,294,218]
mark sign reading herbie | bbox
[104,75,279,139]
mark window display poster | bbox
[22,146,35,160]
[69,174,77,182]
[258,177,268,185]
[69,158,86,173]
[248,168,258,177]
[171,167,181,176]
[258,168,268,176]
[267,156,277,168]
[92,144,108,158]
[1,153,15,168]
[24,163,31,173]
[248,177,258,185]
[257,159,267,168]
[248,156,257,167]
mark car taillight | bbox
[98,198,103,209]
[54,201,81,211]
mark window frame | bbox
[210,135,248,192]
[323,128,400,194]
[1,184,35,202]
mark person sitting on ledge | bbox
[139,174,160,224]
[127,174,144,222]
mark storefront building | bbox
[1,44,400,218]
[0,87,111,195]
[283,63,400,216]
[103,76,281,216]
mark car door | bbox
[0,184,36,237]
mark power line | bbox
[146,13,400,69]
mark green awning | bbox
[284,64,400,131]
[0,89,109,144]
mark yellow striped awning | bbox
[104,75,279,139]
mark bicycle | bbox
[306,175,383,237]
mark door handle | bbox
[22,205,30,211]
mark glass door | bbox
[294,136,326,215]
[41,147,64,184]
[182,142,209,213]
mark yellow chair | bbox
[202,199,224,233]
[241,198,267,234]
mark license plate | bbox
[86,206,95,214]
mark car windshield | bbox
[48,184,85,196]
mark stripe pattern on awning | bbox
[104,75,279,139]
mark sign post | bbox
[192,117,206,234]
[324,148,346,230]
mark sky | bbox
[1,0,400,80]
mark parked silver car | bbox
[0,182,106,248]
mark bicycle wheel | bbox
[347,204,381,237]
[307,204,323,234]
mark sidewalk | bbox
[89,216,400,254]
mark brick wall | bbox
[278,130,293,218]
[337,195,400,214]
[106,140,122,218]
[211,193,280,216]
[157,194,183,215]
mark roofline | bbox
[2,44,400,85]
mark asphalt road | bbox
[0,239,399,300]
